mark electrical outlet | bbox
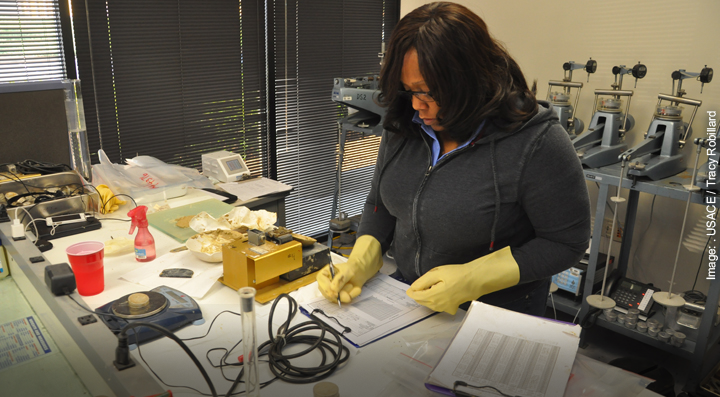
[602,218,623,242]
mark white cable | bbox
[19,207,39,243]
[572,307,581,324]
[24,220,43,244]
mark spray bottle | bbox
[128,205,156,262]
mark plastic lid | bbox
[313,382,340,397]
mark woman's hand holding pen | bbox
[317,235,384,304]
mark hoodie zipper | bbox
[409,108,548,276]
[411,140,477,277]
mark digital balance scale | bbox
[202,150,251,182]
[96,285,204,345]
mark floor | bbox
[0,276,91,397]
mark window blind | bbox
[273,0,398,237]
[0,0,66,83]
[70,0,267,173]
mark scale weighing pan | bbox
[96,285,203,346]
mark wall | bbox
[401,0,720,295]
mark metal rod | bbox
[681,106,701,144]
[592,93,599,117]
[668,145,703,297]
[657,93,702,106]
[599,160,627,300]
[570,86,582,122]
[548,80,583,88]
[594,89,634,97]
[620,95,632,134]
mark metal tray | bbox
[0,170,99,224]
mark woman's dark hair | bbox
[379,2,538,139]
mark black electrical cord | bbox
[259,294,350,383]
[118,322,219,397]
[109,294,349,396]
[1,169,33,193]
[69,297,268,396]
[68,294,126,321]
[133,310,277,397]
[453,380,521,397]
[83,183,137,213]
[6,190,67,208]
[631,195,657,266]
[14,159,72,175]
[692,235,713,293]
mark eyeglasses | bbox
[398,90,435,103]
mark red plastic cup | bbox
[66,241,105,296]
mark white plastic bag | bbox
[564,354,654,397]
[92,149,213,203]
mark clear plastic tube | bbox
[239,287,260,397]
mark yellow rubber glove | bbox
[406,246,520,315]
[96,184,127,214]
[317,235,383,303]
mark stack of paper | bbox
[218,177,292,202]
[426,302,580,397]
[299,274,435,347]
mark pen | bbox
[329,262,341,308]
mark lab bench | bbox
[1,185,666,397]
[0,191,465,397]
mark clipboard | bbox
[299,305,437,349]
[424,302,580,397]
[297,274,436,348]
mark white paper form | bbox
[300,273,435,347]
[120,250,223,299]
[427,302,580,397]
[218,177,292,202]
[0,316,52,371]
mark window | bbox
[69,0,398,237]
[70,0,267,174]
[0,0,66,83]
[273,0,398,236]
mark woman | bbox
[317,2,591,316]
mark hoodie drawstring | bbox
[374,137,407,212]
[489,139,501,252]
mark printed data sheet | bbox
[301,274,435,347]
[427,302,579,396]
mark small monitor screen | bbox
[621,280,641,292]
[225,158,243,171]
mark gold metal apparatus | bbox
[220,238,315,303]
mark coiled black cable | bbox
[15,159,71,175]
[258,294,350,383]
[107,293,349,395]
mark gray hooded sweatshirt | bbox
[357,101,591,308]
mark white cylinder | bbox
[239,287,260,397]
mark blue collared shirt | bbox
[412,112,486,166]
